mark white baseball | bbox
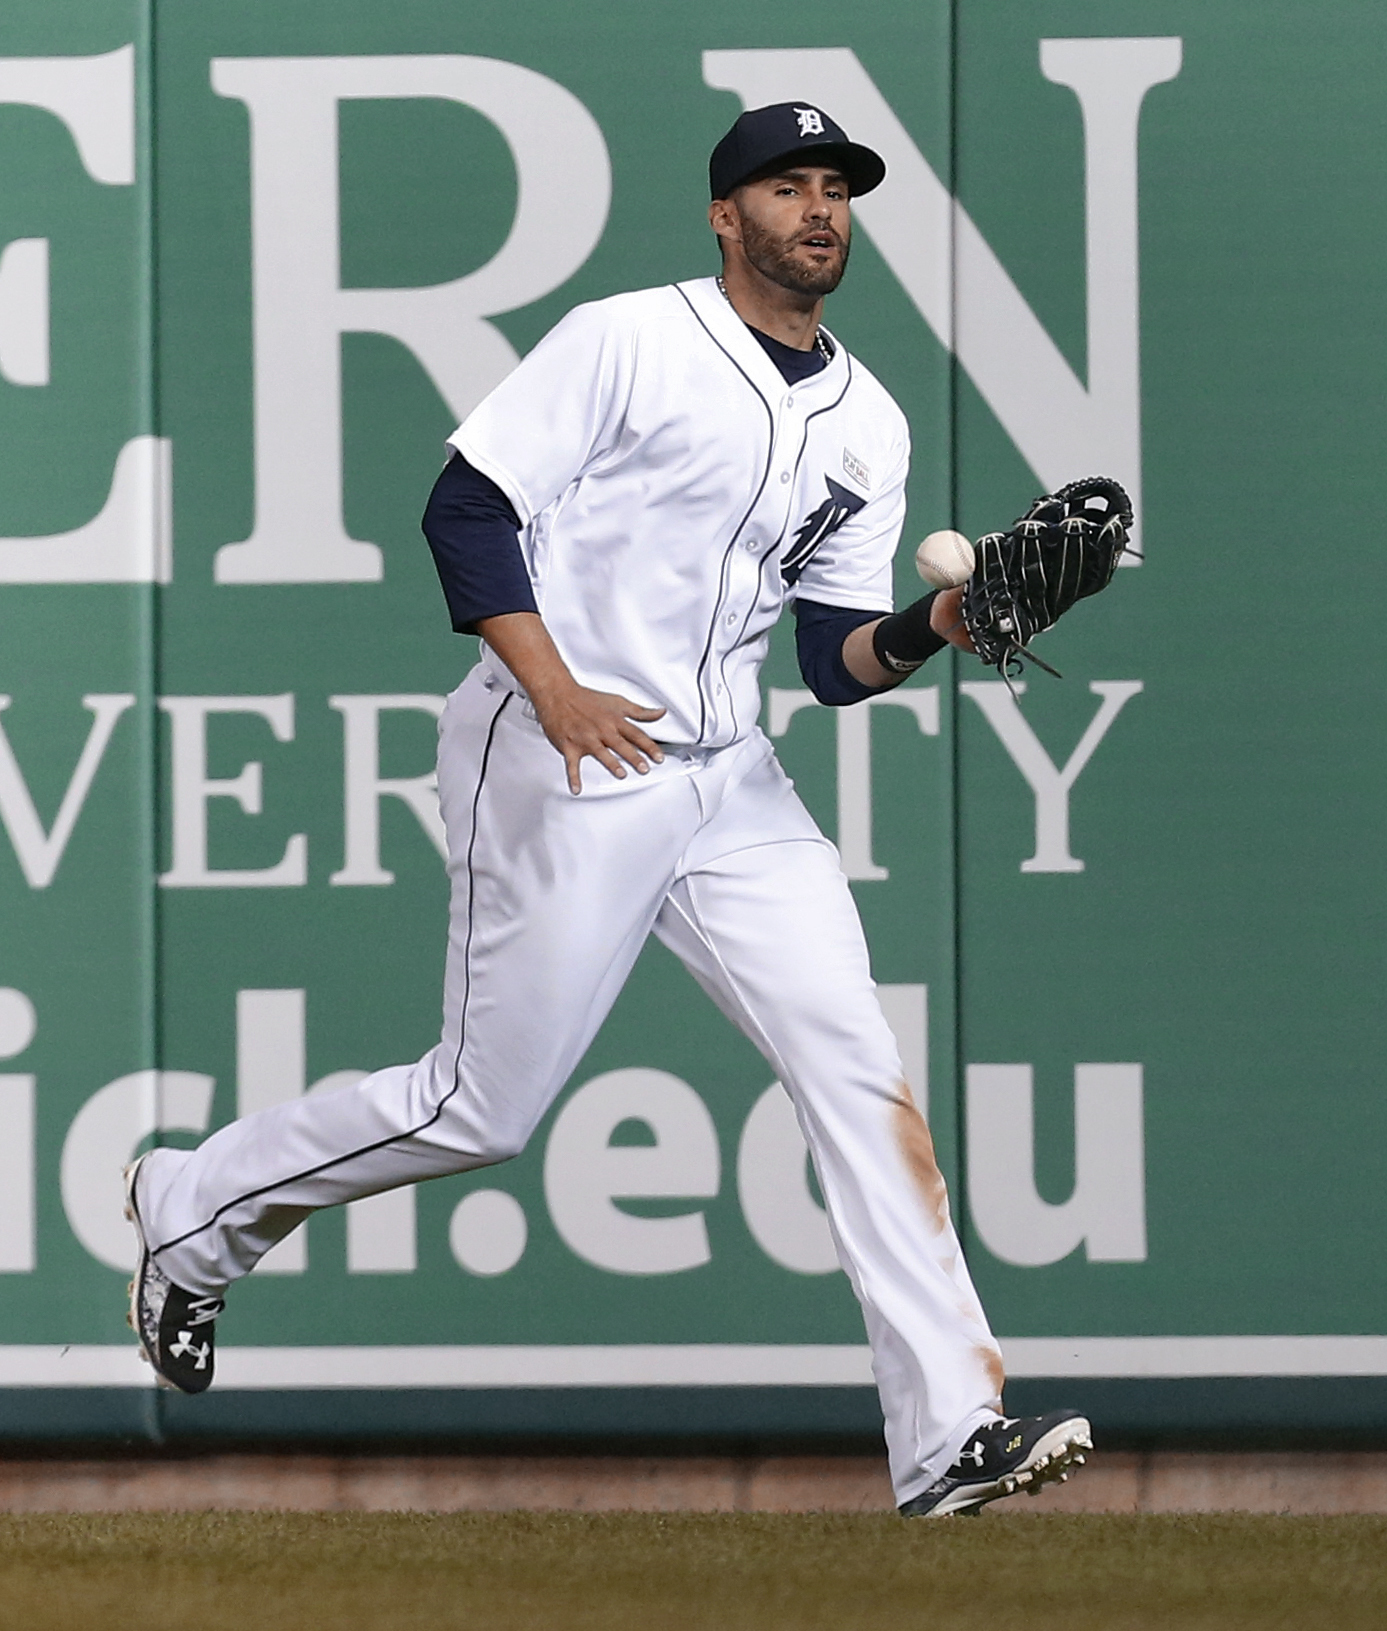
[914,529,976,590]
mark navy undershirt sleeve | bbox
[793,598,890,707]
[421,454,537,635]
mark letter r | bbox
[210,55,611,584]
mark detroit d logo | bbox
[795,107,826,138]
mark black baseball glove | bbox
[961,476,1135,680]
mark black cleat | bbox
[124,1154,223,1394]
[899,1409,1092,1518]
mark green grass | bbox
[0,1511,1382,1630]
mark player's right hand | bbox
[531,683,666,794]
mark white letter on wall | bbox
[234,988,413,1272]
[966,1062,1146,1265]
[0,988,37,1272]
[960,680,1142,872]
[544,1068,720,1274]
[0,46,172,582]
[329,694,446,886]
[737,1086,839,1275]
[0,238,49,386]
[210,54,610,583]
[158,695,307,887]
[704,41,1182,555]
[737,983,925,1274]
[61,1069,216,1272]
[768,688,939,881]
[0,693,135,887]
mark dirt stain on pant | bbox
[892,1082,950,1234]
[977,1341,1007,1405]
[893,1082,1006,1408]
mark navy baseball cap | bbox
[709,102,886,199]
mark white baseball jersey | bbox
[135,274,1005,1506]
[449,277,910,746]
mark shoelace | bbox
[183,1296,224,1328]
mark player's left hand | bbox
[930,586,976,653]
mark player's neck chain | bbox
[716,276,833,362]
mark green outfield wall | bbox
[0,0,1382,1443]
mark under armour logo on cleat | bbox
[170,1332,211,1369]
[958,1441,987,1468]
[795,107,825,138]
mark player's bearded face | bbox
[733,176,851,297]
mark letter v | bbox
[0,694,135,886]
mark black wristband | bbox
[872,592,949,674]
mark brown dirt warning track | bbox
[0,1510,1383,1630]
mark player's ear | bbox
[708,196,742,248]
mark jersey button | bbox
[780,471,790,484]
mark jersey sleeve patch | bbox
[842,448,871,489]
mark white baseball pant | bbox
[138,663,1004,1502]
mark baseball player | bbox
[125,103,1091,1517]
